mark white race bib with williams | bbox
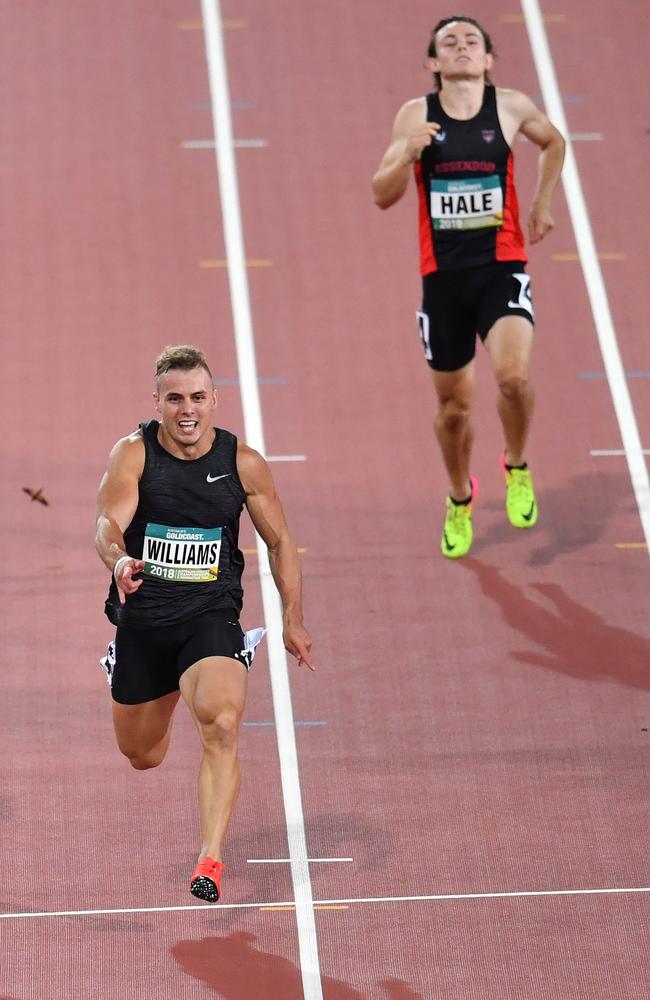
[142,523,222,582]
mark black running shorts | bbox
[110,609,251,705]
[417,261,534,372]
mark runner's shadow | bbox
[172,931,366,999]
[378,980,424,999]
[172,933,422,999]
[462,558,650,690]
[478,471,632,565]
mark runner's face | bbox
[428,22,492,81]
[154,368,217,448]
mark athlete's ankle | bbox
[449,479,473,504]
[199,850,223,864]
[503,450,526,469]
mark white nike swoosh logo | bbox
[206,473,230,483]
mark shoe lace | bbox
[198,858,222,878]
[447,499,471,525]
[507,468,531,502]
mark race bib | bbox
[142,523,222,582]
[430,175,503,231]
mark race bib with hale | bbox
[430,175,503,231]
[142,523,222,582]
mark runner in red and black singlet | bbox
[416,84,526,274]
[372,16,565,558]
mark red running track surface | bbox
[1,1,648,998]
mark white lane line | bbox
[181,138,268,149]
[2,884,649,920]
[247,858,353,864]
[266,454,307,463]
[579,371,650,379]
[200,3,322,998]
[521,0,650,556]
[591,450,650,457]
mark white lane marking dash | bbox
[519,132,603,143]
[181,138,268,149]
[568,132,604,141]
[247,858,353,864]
[590,449,650,457]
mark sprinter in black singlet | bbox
[372,16,565,558]
[95,345,314,903]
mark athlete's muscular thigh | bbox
[484,315,534,381]
[432,360,476,408]
[112,690,180,762]
[180,656,248,736]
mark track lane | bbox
[223,1,650,995]
[1,0,648,997]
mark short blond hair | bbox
[155,345,213,386]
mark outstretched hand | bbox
[283,621,316,672]
[114,558,145,605]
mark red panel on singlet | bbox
[415,161,437,275]
[496,152,527,262]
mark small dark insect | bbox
[22,487,49,506]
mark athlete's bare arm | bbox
[372,98,440,209]
[497,88,565,244]
[96,432,146,605]
[237,444,315,671]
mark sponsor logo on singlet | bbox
[142,522,222,582]
[430,174,503,231]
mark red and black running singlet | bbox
[415,85,526,274]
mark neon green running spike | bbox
[441,477,478,559]
[501,452,538,528]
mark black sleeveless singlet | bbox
[104,421,246,627]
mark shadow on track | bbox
[172,931,422,999]
[476,471,636,565]
[462,558,650,690]
[173,931,362,999]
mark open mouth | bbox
[178,420,198,433]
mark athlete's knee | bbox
[115,733,168,770]
[497,371,530,402]
[123,747,166,770]
[197,702,242,751]
[436,396,471,434]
